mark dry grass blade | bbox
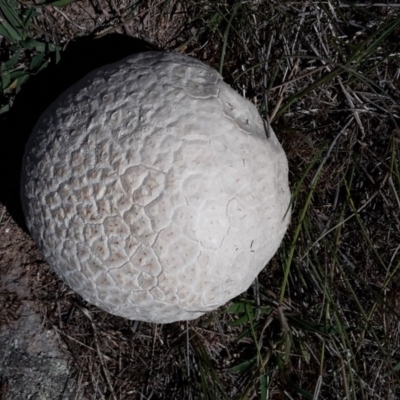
[75,307,117,400]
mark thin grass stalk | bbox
[219,0,242,76]
[333,250,400,383]
[279,149,327,304]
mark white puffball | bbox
[21,51,290,323]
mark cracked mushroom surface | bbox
[21,51,290,323]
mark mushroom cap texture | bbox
[21,51,291,323]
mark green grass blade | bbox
[0,1,25,38]
[219,1,242,76]
[44,0,79,6]
[0,20,23,42]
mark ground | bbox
[1,1,400,399]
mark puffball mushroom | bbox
[21,51,290,323]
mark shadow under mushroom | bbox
[0,34,158,228]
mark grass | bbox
[1,0,400,399]
[0,0,61,114]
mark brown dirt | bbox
[0,204,79,399]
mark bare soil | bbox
[0,204,78,399]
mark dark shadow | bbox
[0,34,158,228]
